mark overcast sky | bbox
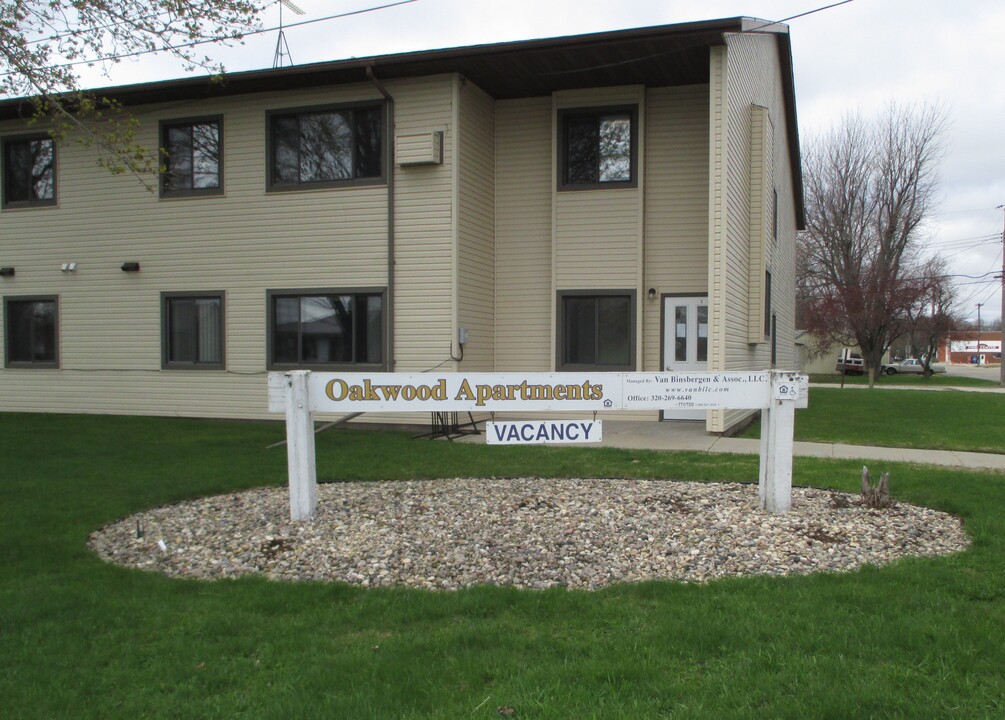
[78,0,1005,324]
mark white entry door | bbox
[662,296,709,421]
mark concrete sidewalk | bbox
[599,420,1005,470]
[467,419,1005,471]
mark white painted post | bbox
[759,370,798,513]
[284,370,317,521]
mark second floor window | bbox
[559,106,637,189]
[268,104,383,190]
[160,118,222,196]
[3,135,55,207]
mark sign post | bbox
[269,370,807,520]
[281,371,317,521]
[759,372,800,513]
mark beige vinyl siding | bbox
[455,78,495,371]
[553,87,644,291]
[708,32,799,432]
[643,84,710,374]
[554,192,640,289]
[390,76,456,379]
[493,97,552,371]
[552,87,649,421]
[0,75,456,419]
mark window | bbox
[772,188,779,242]
[4,296,58,367]
[764,270,773,338]
[161,293,224,369]
[557,291,636,370]
[770,313,778,367]
[559,106,637,189]
[160,118,222,196]
[3,135,55,207]
[268,104,383,190]
[268,290,385,369]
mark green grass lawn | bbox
[739,386,1005,453]
[809,372,999,387]
[2,412,1005,718]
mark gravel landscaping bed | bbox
[89,478,970,591]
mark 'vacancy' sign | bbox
[486,420,602,445]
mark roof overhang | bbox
[0,16,803,225]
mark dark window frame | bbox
[159,116,224,198]
[772,187,779,242]
[2,133,57,209]
[266,287,388,371]
[556,289,637,371]
[770,313,778,367]
[160,291,226,370]
[764,269,773,339]
[3,295,59,368]
[557,105,639,191]
[265,101,386,192]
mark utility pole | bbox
[1000,204,1005,385]
[977,303,983,365]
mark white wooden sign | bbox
[486,420,602,445]
[267,371,807,414]
[269,370,806,520]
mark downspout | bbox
[367,65,395,371]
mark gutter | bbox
[366,65,395,371]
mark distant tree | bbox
[0,1,264,180]
[798,104,950,384]
[900,257,959,376]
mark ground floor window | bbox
[268,289,385,369]
[557,290,636,370]
[162,293,224,369]
[4,296,58,367]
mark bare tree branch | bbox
[798,104,951,384]
[0,1,265,185]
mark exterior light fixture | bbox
[0,267,14,277]
[121,262,140,272]
[61,262,78,272]
[647,287,657,300]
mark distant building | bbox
[0,17,803,432]
[939,332,1002,366]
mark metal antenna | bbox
[273,0,305,68]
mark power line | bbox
[747,0,856,31]
[951,271,1001,280]
[1,0,420,82]
[23,3,266,47]
[544,0,855,78]
[977,283,1000,309]
[939,206,1005,216]
[927,233,1000,247]
[942,243,1000,260]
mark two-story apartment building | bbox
[0,17,803,433]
